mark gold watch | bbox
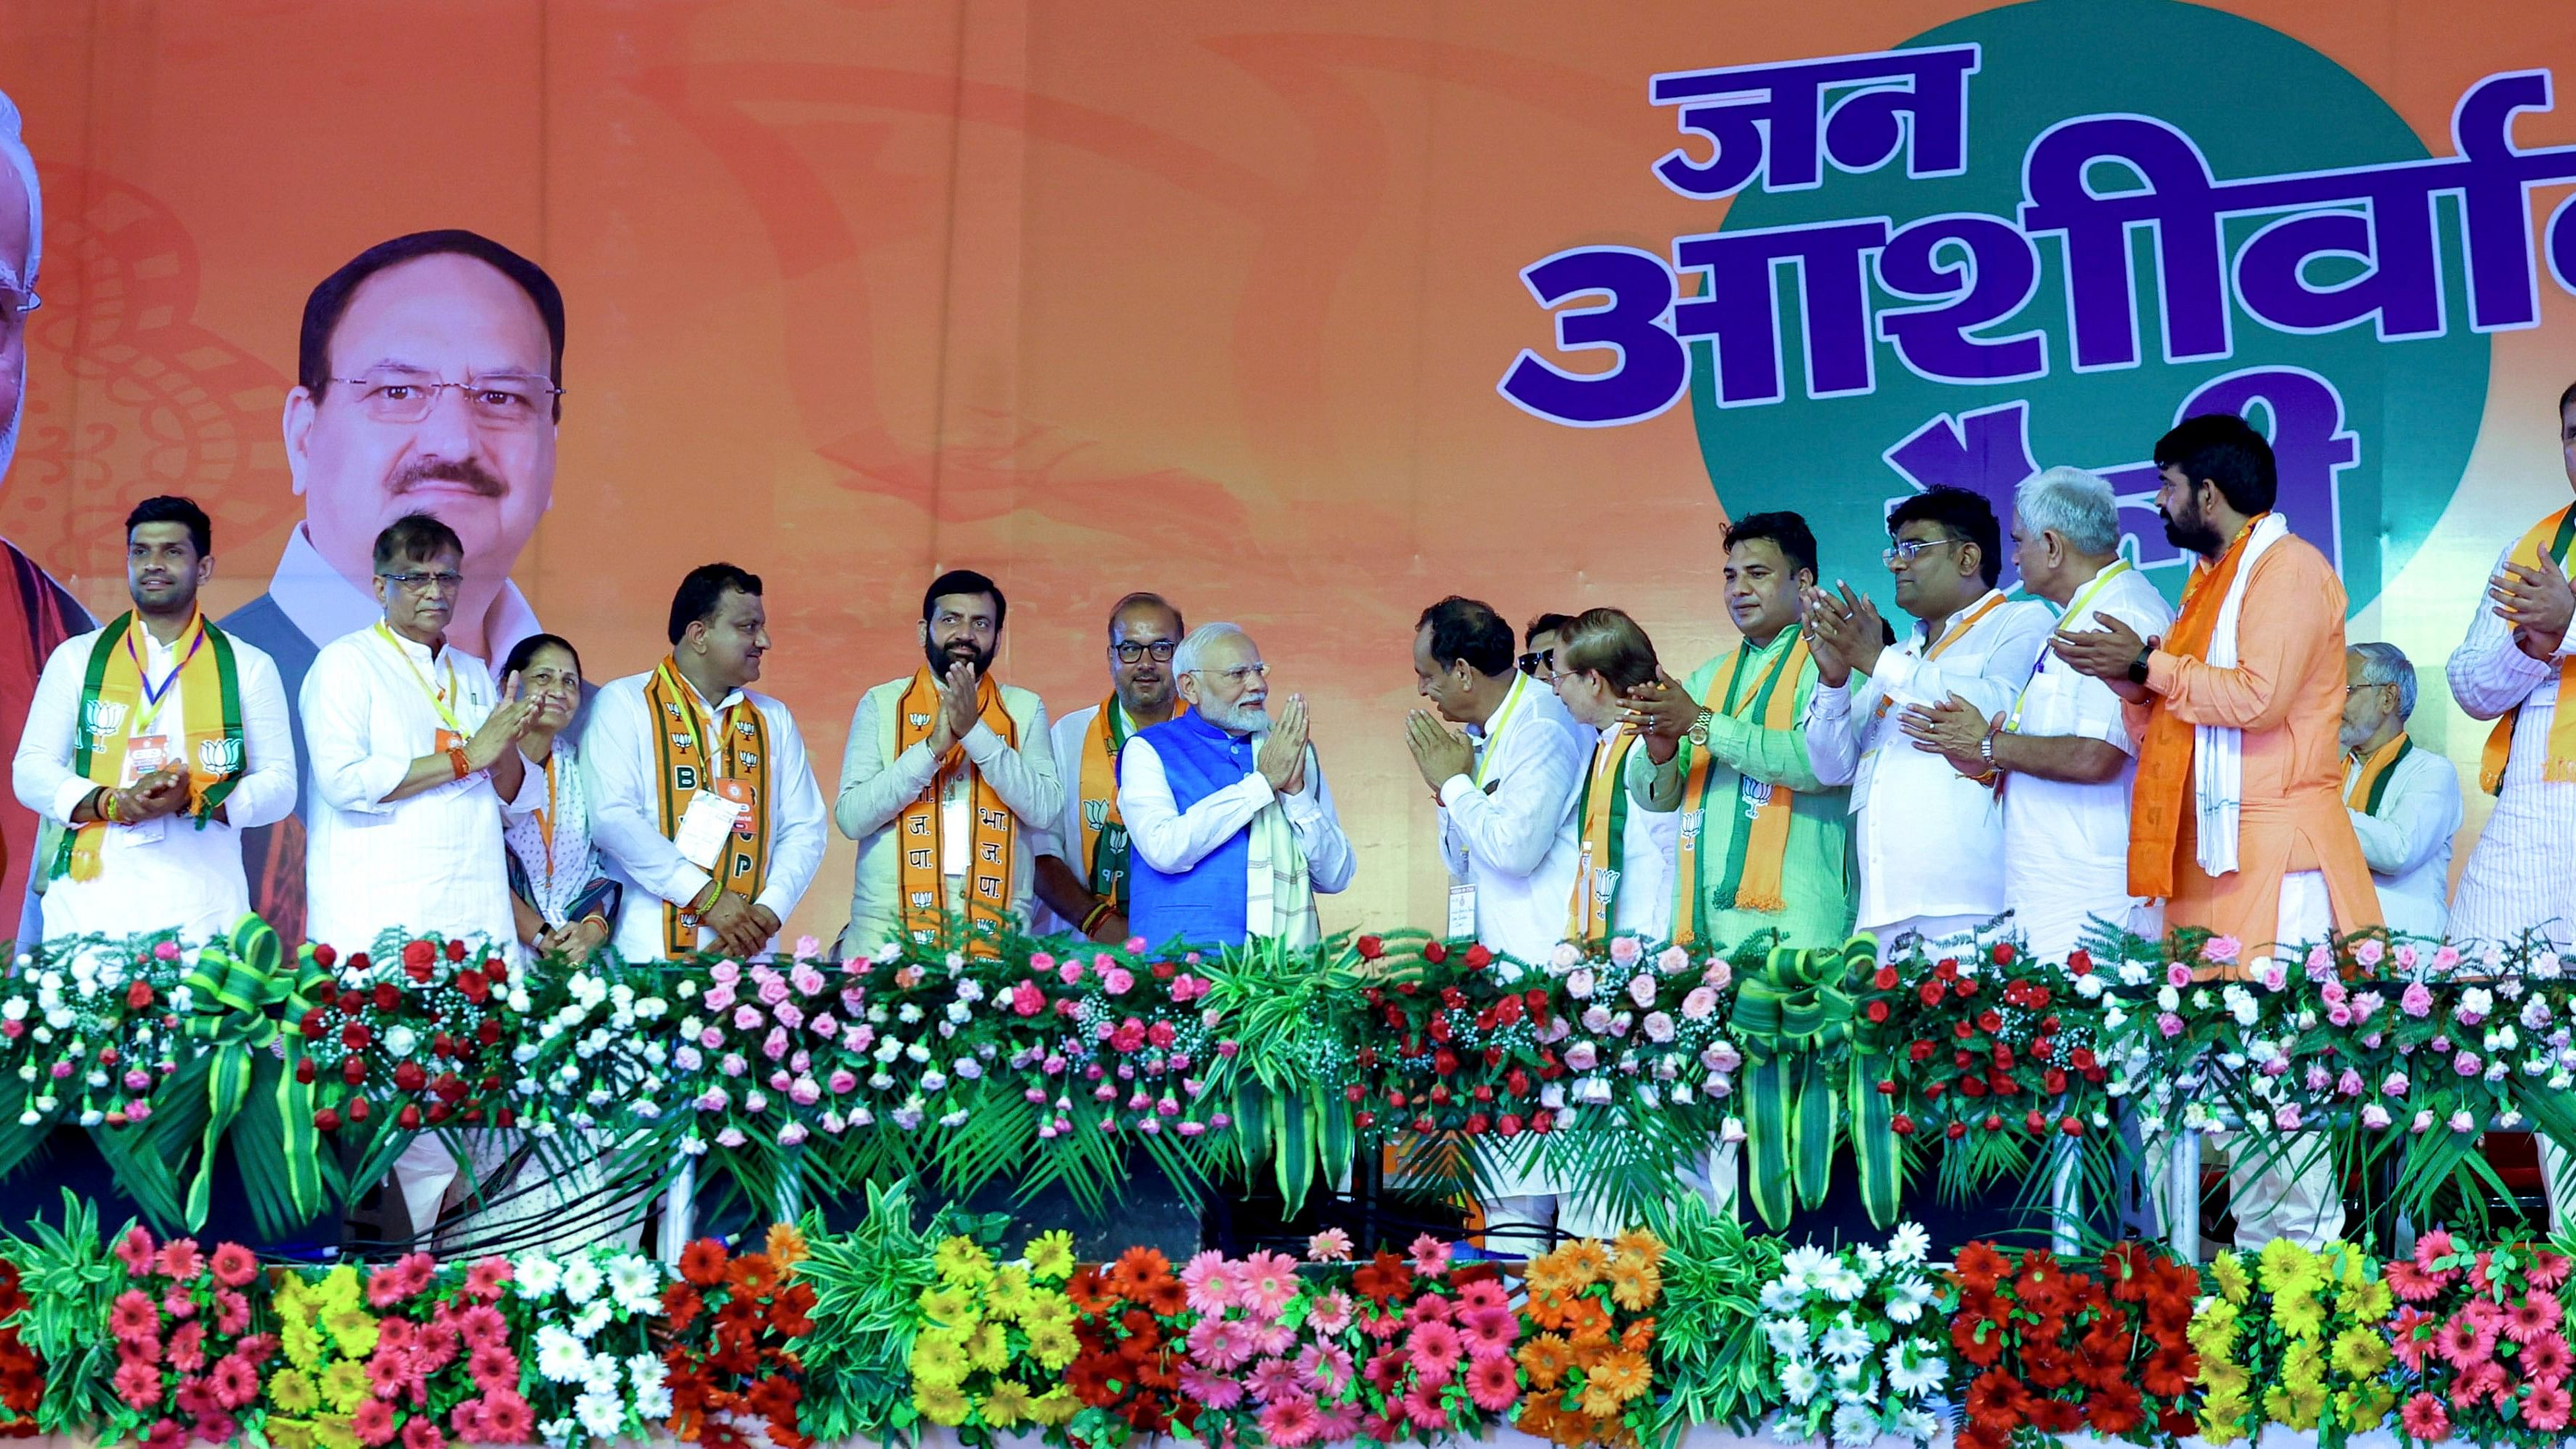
[1686,710,1714,747]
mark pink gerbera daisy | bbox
[155,1239,203,1283]
[2388,1307,2439,1373]
[208,1354,258,1411]
[1261,1393,1323,1448]
[113,1361,162,1411]
[2507,1292,2564,1345]
[1408,1234,1452,1277]
[1307,1289,1354,1336]
[1187,1316,1254,1371]
[1238,1250,1301,1318]
[2522,1330,2572,1383]
[1407,1321,1462,1383]
[1248,1355,1305,1405]
[1404,1292,1455,1328]
[2455,1360,2507,1408]
[2532,1250,2574,1291]
[2385,1259,2449,1303]
[365,1352,411,1397]
[2527,1381,2575,1432]
[2415,1227,2456,1270]
[1403,1381,1450,1430]
[478,1393,533,1442]
[1311,1398,1365,1445]
[452,1304,508,1354]
[402,1418,448,1449]
[163,1323,204,1374]
[191,1413,237,1446]
[1179,1364,1246,1411]
[1297,1342,1356,1395]
[2401,1392,2451,1442]
[158,1285,195,1321]
[393,1251,436,1295]
[2436,1312,2497,1372]
[2464,1297,2508,1334]
[1247,1316,1295,1358]
[114,1227,158,1277]
[211,1289,251,1336]
[109,1290,160,1344]
[1454,1279,1508,1314]
[1364,1348,1406,1395]
[1307,1228,1354,1264]
[208,1243,258,1289]
[351,1399,397,1448]
[461,1259,513,1300]
[1460,1304,1518,1357]
[1467,1353,1520,1412]
[1182,1250,1239,1315]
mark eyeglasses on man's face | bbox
[1190,662,1269,686]
[332,368,563,428]
[0,280,38,347]
[1113,640,1177,664]
[379,570,464,596]
[1516,649,1558,678]
[1884,535,1965,569]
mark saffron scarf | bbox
[2479,505,2576,795]
[2129,514,2272,900]
[646,659,771,956]
[56,611,244,882]
[1075,697,1185,910]
[2346,732,2414,816]
[895,666,1017,951]
[1567,726,1639,942]
[1673,632,1809,943]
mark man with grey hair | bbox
[1901,466,2174,957]
[0,91,97,938]
[2340,642,2461,939]
[1118,622,1353,948]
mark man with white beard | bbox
[1118,623,1353,948]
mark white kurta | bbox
[2447,538,2576,950]
[1577,732,1680,943]
[1030,700,1124,937]
[301,626,541,959]
[2002,567,2176,958]
[582,670,829,962]
[14,625,297,944]
[2343,742,2462,942]
[832,677,1064,953]
[1807,590,2054,936]
[1435,673,1590,966]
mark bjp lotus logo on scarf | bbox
[84,699,128,738]
[195,737,244,777]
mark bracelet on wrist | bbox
[1080,899,1116,934]
[448,746,473,781]
[98,787,120,824]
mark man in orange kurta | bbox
[2057,412,2378,1251]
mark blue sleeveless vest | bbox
[1126,711,1256,948]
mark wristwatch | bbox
[1686,709,1714,747]
[2126,645,2155,686]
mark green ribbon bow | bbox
[1728,935,1896,1229]
[176,914,326,1229]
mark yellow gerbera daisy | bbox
[1612,1227,1666,1269]
[319,1360,372,1415]
[910,1330,972,1388]
[2209,1251,2251,1305]
[984,1265,1035,1321]
[1026,1322,1080,1371]
[964,1323,1009,1373]
[935,1236,997,1288]
[912,1379,971,1426]
[984,1380,1036,1427]
[268,1369,322,1415]
[1024,1230,1077,1283]
[1028,1386,1079,1426]
[918,1284,980,1331]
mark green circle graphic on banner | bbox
[1691,0,2489,617]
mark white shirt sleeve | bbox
[224,644,300,829]
[1437,721,1579,877]
[301,644,412,815]
[1285,745,1355,894]
[582,684,715,911]
[963,694,1066,833]
[1871,603,2054,716]
[2447,541,2559,721]
[14,636,92,826]
[1117,734,1277,874]
[834,686,943,841]
[752,701,829,923]
[2349,752,2465,878]
[1805,680,1860,787]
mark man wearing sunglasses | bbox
[222,229,571,944]
[1033,592,1188,941]
[1519,612,1575,686]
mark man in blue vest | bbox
[1120,622,1354,948]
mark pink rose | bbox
[828,1070,857,1094]
[2353,938,2386,967]
[1011,981,1045,1017]
[1702,959,1733,989]
[1626,974,1657,1009]
[2157,1012,2184,1039]
[2402,983,2434,1018]
[1057,962,1084,986]
[2205,935,2241,965]
[1102,967,1136,996]
[1681,987,1718,1022]
[1565,1042,1598,1071]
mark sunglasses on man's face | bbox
[1516,650,1554,677]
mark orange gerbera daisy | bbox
[1139,1273,1189,1318]
[1584,1349,1651,1408]
[1522,1288,1570,1332]
[1066,1267,1118,1315]
[1620,1317,1657,1354]
[679,1238,731,1287]
[1558,1294,1613,1345]
[1516,1332,1575,1390]
[1559,1238,1611,1291]
[1612,1227,1666,1269]
[1107,1246,1170,1301]
[1606,1256,1660,1311]
[1521,1246,1580,1299]
[728,1252,781,1296]
[765,1222,811,1273]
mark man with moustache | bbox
[1032,593,1186,941]
[1545,609,1678,942]
[2338,643,2458,941]
[2056,413,2374,1251]
[224,230,568,943]
[15,496,296,946]
[1803,487,2053,960]
[1119,622,1353,948]
[1624,512,1851,951]
[836,569,1063,953]
[1898,468,2175,959]
[585,564,826,961]
[1407,595,1590,1246]
[0,92,98,934]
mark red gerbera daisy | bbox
[1954,1243,2011,1291]
[678,1240,730,1287]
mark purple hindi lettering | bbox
[1651,44,1980,198]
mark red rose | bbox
[1463,945,1492,969]
[1935,958,1959,980]
[1983,1113,2004,1133]
[1494,995,1524,1026]
[1356,935,1385,959]
[1992,1044,2015,1068]
[1422,942,1449,965]
[1429,1085,1452,1106]
[373,983,400,1012]
[2070,1047,2097,1071]
[1354,1110,1376,1129]
[312,943,338,968]
[295,1059,317,1084]
[1387,1090,1407,1108]
[1412,1116,1436,1135]
[401,940,435,974]
[1866,1001,1889,1023]
[1924,1081,1946,1099]
[1150,962,1174,980]
[341,1057,367,1085]
[1959,1076,1986,1098]
[397,1105,422,1131]
[1976,1010,2004,1034]
[126,981,155,1010]
[1426,1016,1453,1044]
[1357,1047,1378,1068]
[2067,949,2092,975]
[341,1022,372,1051]
[484,959,509,985]
[1872,966,1899,990]
[1991,943,2016,965]
[1496,1113,1522,1137]
[1463,1113,1490,1136]
[1506,1068,1531,1096]
[314,1108,341,1133]
[1951,1020,1973,1039]
[1472,1084,1494,1103]
[2023,1108,2047,1132]
[456,971,490,1004]
[1440,986,1467,1010]
[444,939,467,963]
[394,1060,427,1092]
[1344,1084,1366,1103]
[1946,1120,1967,1140]
[1364,988,1386,1007]
[346,1095,373,1124]
[427,1101,452,1125]
[1892,1114,1916,1136]
[347,951,370,971]
[1953,1050,1976,1069]
[1875,1079,1896,1096]
[495,1108,515,1129]
[299,1008,328,1038]
[2044,1068,2068,1095]
[1952,979,1977,999]
[316,983,340,1007]
[2059,1116,2084,1137]
[1528,1110,1553,1135]
[477,1019,501,1045]
[1433,1049,1460,1076]
[1482,1046,1503,1067]
[1918,981,1945,1007]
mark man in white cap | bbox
[0,91,98,938]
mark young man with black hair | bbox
[14,496,296,946]
[585,562,825,961]
[836,569,1063,953]
[1803,486,2053,959]
[1521,612,1577,681]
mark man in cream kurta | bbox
[2339,644,2460,942]
[1804,487,2053,962]
[836,571,1063,953]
